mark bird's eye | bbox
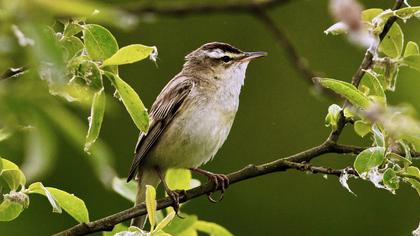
[221,56,231,63]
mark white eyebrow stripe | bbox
[205,49,224,58]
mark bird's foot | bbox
[166,189,186,217]
[190,168,230,203]
[155,166,185,218]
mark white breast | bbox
[147,62,248,169]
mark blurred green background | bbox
[1,0,420,235]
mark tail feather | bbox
[131,168,161,228]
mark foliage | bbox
[1,0,420,235]
[323,5,420,196]
[0,0,156,228]
[110,169,232,236]
[0,157,88,222]
[0,0,155,185]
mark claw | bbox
[190,168,230,203]
[167,189,187,218]
[155,167,186,218]
[207,192,218,203]
[167,190,180,213]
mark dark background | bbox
[1,0,420,235]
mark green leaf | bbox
[155,212,176,232]
[354,120,371,137]
[371,7,420,34]
[316,78,371,108]
[49,187,89,223]
[105,72,149,132]
[362,8,383,22]
[360,71,386,104]
[84,88,106,153]
[165,169,192,190]
[83,24,118,61]
[146,185,157,231]
[165,214,198,234]
[383,168,399,190]
[394,7,420,20]
[194,221,233,236]
[378,23,404,58]
[402,135,420,151]
[79,61,103,90]
[102,44,156,66]
[112,177,137,203]
[399,140,412,161]
[103,223,129,236]
[39,187,89,223]
[343,107,355,119]
[406,178,420,197]
[63,21,83,37]
[1,170,23,191]
[402,55,420,72]
[23,23,66,84]
[27,182,62,213]
[0,199,24,221]
[373,59,400,92]
[372,125,385,147]
[354,147,385,175]
[61,36,84,60]
[404,41,419,57]
[0,158,26,190]
[386,153,412,167]
[405,166,420,179]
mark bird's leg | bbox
[190,168,230,203]
[155,167,185,216]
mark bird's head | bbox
[183,42,266,80]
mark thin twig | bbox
[251,9,334,96]
[327,0,405,143]
[127,0,325,97]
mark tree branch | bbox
[125,0,290,16]
[251,9,337,97]
[53,140,359,236]
[54,141,419,235]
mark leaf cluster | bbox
[323,6,420,196]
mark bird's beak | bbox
[240,51,267,61]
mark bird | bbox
[127,42,266,227]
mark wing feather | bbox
[127,76,194,181]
